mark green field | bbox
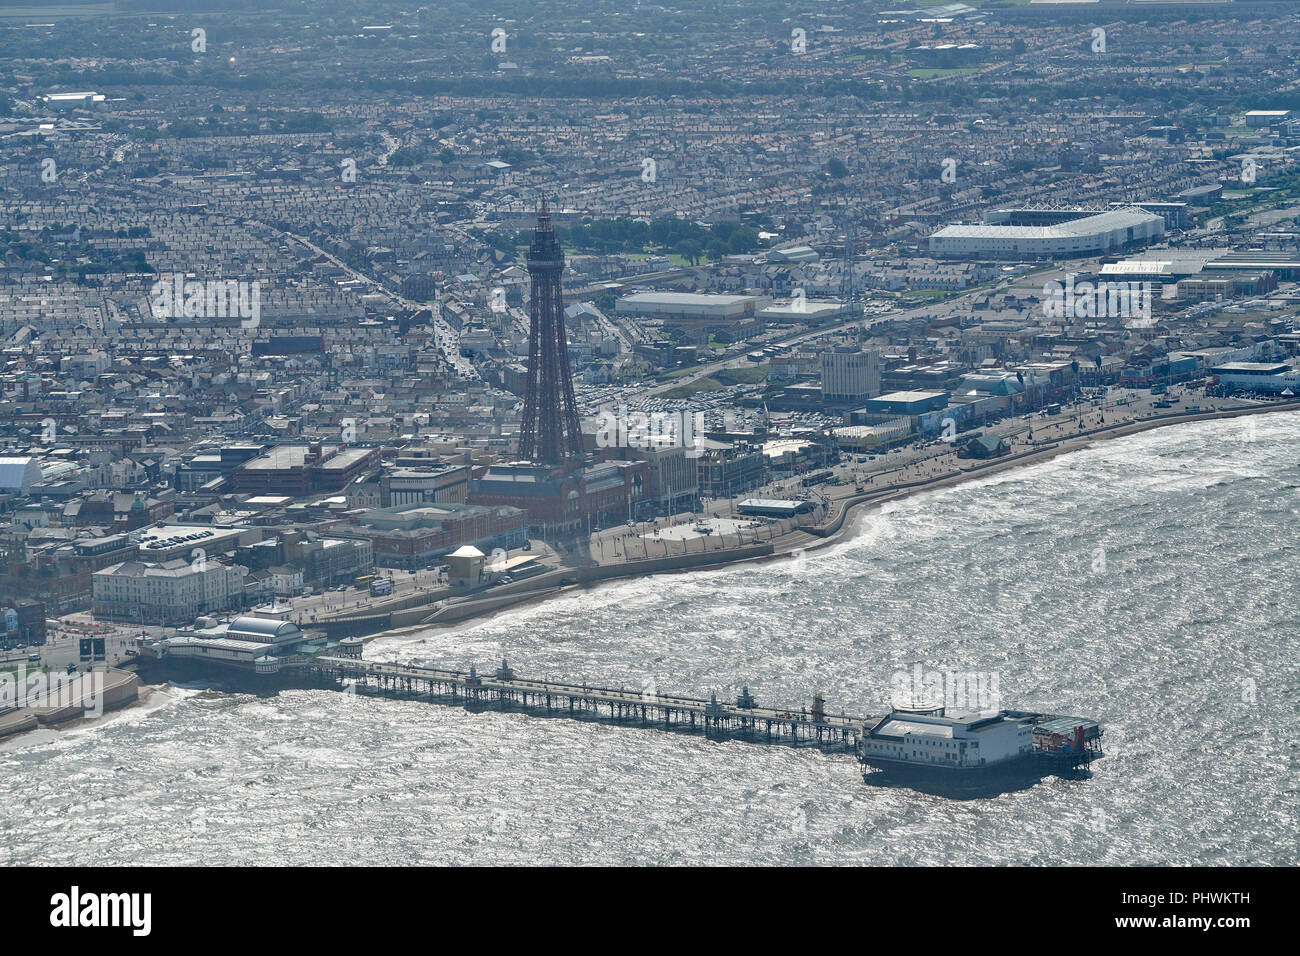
[715,364,769,386]
[659,363,768,398]
[909,67,979,80]
[660,365,696,381]
[899,288,958,302]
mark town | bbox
[0,0,1295,904]
[2,0,1300,722]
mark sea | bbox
[2,412,1297,865]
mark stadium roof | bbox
[932,209,1161,241]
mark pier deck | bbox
[293,656,866,752]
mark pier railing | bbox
[291,656,865,752]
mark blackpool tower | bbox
[517,198,584,466]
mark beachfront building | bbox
[92,559,247,625]
[1210,361,1300,393]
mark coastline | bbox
[368,399,1300,642]
[0,674,162,750]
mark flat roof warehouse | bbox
[737,498,815,518]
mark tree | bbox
[673,239,703,265]
[726,227,759,255]
[827,157,848,179]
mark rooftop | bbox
[933,209,1161,241]
[619,292,758,306]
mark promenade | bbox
[269,388,1300,641]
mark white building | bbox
[767,245,819,264]
[861,709,1033,770]
[615,292,764,322]
[134,523,253,562]
[821,347,881,402]
[1210,361,1300,393]
[43,91,106,111]
[624,440,699,515]
[757,299,851,324]
[92,559,247,625]
[617,292,768,344]
[385,465,471,506]
[930,209,1164,259]
[1244,110,1290,128]
[267,565,305,597]
[156,616,305,669]
[0,457,42,495]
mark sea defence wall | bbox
[0,667,139,734]
[311,399,1300,641]
[311,615,394,639]
[808,400,1300,542]
[30,668,140,727]
[312,541,778,636]
[0,710,38,739]
[409,540,777,627]
[581,540,775,582]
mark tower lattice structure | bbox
[517,198,584,466]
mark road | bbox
[645,286,1000,397]
[260,542,562,624]
[580,383,1266,568]
[282,230,477,379]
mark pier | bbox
[140,634,1102,777]
[292,656,865,752]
